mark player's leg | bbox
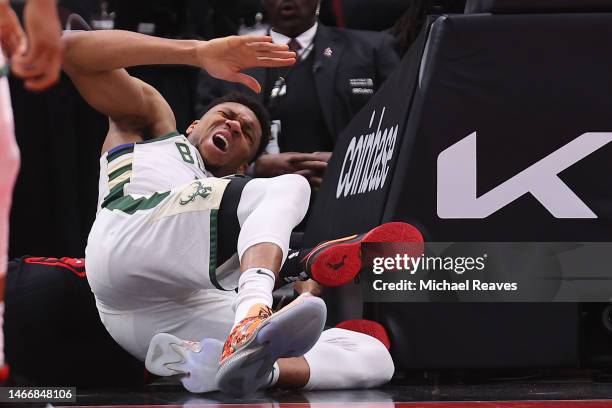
[269,321,394,390]
[231,174,312,324]
[281,222,424,287]
[102,288,236,362]
[215,174,326,395]
[0,53,19,373]
[298,326,394,390]
[145,288,234,393]
[147,325,394,393]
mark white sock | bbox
[232,268,275,327]
[265,361,280,388]
[302,328,395,390]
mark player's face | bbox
[188,102,262,177]
[263,0,319,38]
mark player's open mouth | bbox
[212,133,229,152]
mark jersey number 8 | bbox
[176,142,195,164]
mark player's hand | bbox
[11,0,62,91]
[197,35,296,93]
[254,152,328,178]
[295,169,323,189]
[294,151,332,190]
[0,3,26,59]
[254,152,306,177]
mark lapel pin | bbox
[324,47,333,58]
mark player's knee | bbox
[275,173,310,198]
[291,173,311,197]
[357,333,395,386]
[271,174,310,216]
[376,348,395,385]
[289,174,310,219]
[283,173,310,203]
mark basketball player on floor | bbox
[63,30,422,395]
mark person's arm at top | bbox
[0,0,62,91]
[62,30,295,153]
[64,30,295,94]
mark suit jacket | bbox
[196,24,400,146]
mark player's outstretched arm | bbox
[63,30,295,93]
[63,31,178,150]
[62,30,295,151]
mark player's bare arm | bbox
[62,30,296,153]
[0,0,25,59]
[0,0,63,91]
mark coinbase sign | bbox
[336,108,399,199]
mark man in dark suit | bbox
[197,0,399,188]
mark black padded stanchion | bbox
[304,2,612,369]
[303,23,435,323]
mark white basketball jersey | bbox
[86,132,238,313]
[96,132,209,211]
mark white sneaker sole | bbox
[146,333,223,393]
[216,295,326,397]
[146,333,192,377]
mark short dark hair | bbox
[204,92,271,163]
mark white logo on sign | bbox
[437,132,612,219]
[336,108,399,199]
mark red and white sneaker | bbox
[145,333,223,393]
[216,293,326,396]
[303,222,424,287]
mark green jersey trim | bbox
[208,209,227,291]
[108,164,133,182]
[104,191,171,215]
[107,144,135,163]
[139,131,181,144]
[101,180,130,208]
